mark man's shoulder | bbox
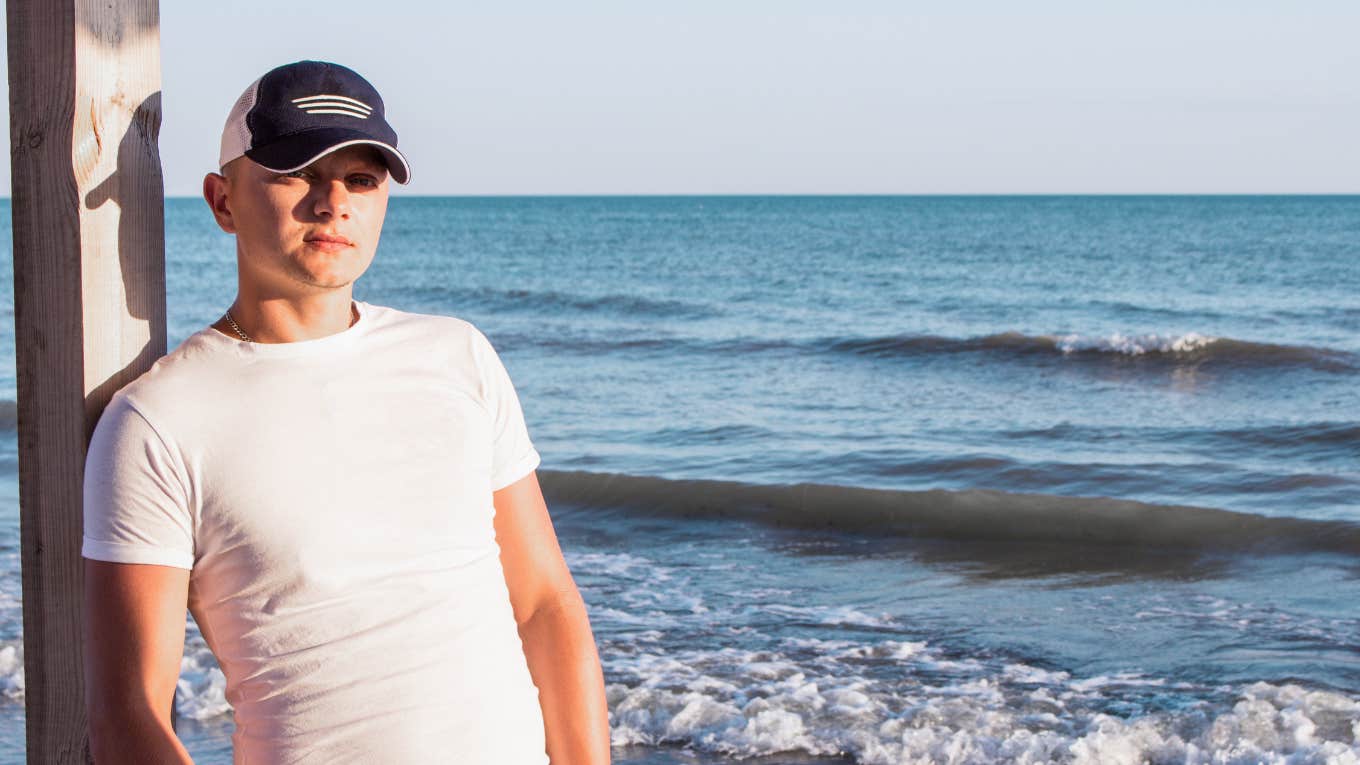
[365,301,475,332]
[361,302,493,352]
[92,329,236,446]
[118,328,234,402]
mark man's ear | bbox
[202,171,236,234]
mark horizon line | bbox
[2,192,1358,201]
[0,191,1354,201]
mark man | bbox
[81,60,610,764]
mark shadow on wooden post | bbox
[6,1,165,762]
[82,90,168,414]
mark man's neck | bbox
[212,291,359,344]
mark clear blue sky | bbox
[3,1,1358,195]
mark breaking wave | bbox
[497,329,1359,374]
[604,638,1360,764]
[828,331,1358,372]
[538,470,1360,556]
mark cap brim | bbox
[245,127,411,184]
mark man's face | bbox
[213,145,390,295]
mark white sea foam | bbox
[588,605,684,627]
[603,638,1360,764]
[568,549,711,624]
[1068,672,1170,693]
[622,585,708,615]
[0,620,1353,765]
[835,639,930,661]
[0,642,23,700]
[176,638,229,720]
[566,550,674,582]
[1004,663,1072,685]
[2,548,1351,764]
[765,603,899,628]
[1130,593,1360,642]
[1053,332,1218,356]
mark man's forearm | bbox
[89,707,194,765]
[518,591,610,764]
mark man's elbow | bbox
[519,585,588,631]
[86,698,186,764]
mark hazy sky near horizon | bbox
[2,2,1358,195]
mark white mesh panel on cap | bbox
[218,77,262,170]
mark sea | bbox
[0,195,1357,764]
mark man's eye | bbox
[348,175,379,188]
[282,170,308,179]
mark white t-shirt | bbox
[82,301,548,764]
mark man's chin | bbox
[283,263,369,291]
[300,276,358,291]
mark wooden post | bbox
[6,1,165,761]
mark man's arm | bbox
[84,560,195,764]
[494,471,610,765]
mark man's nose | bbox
[313,179,351,219]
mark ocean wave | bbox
[829,331,1359,371]
[513,333,798,356]
[1079,298,1230,322]
[569,548,1359,667]
[642,423,775,446]
[844,451,1356,506]
[538,470,1360,556]
[1211,421,1360,453]
[604,636,1360,764]
[1003,421,1360,448]
[0,401,13,432]
[403,284,719,320]
[997,421,1360,468]
[500,328,1359,374]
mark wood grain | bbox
[7,1,165,761]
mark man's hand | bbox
[494,471,611,764]
[84,560,195,764]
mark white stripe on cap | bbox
[291,94,372,112]
[298,108,370,119]
[293,100,373,113]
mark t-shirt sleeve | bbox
[82,394,195,570]
[470,328,542,491]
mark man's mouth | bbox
[304,234,355,252]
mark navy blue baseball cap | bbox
[218,60,411,184]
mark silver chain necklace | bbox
[223,310,252,342]
[223,305,358,343]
